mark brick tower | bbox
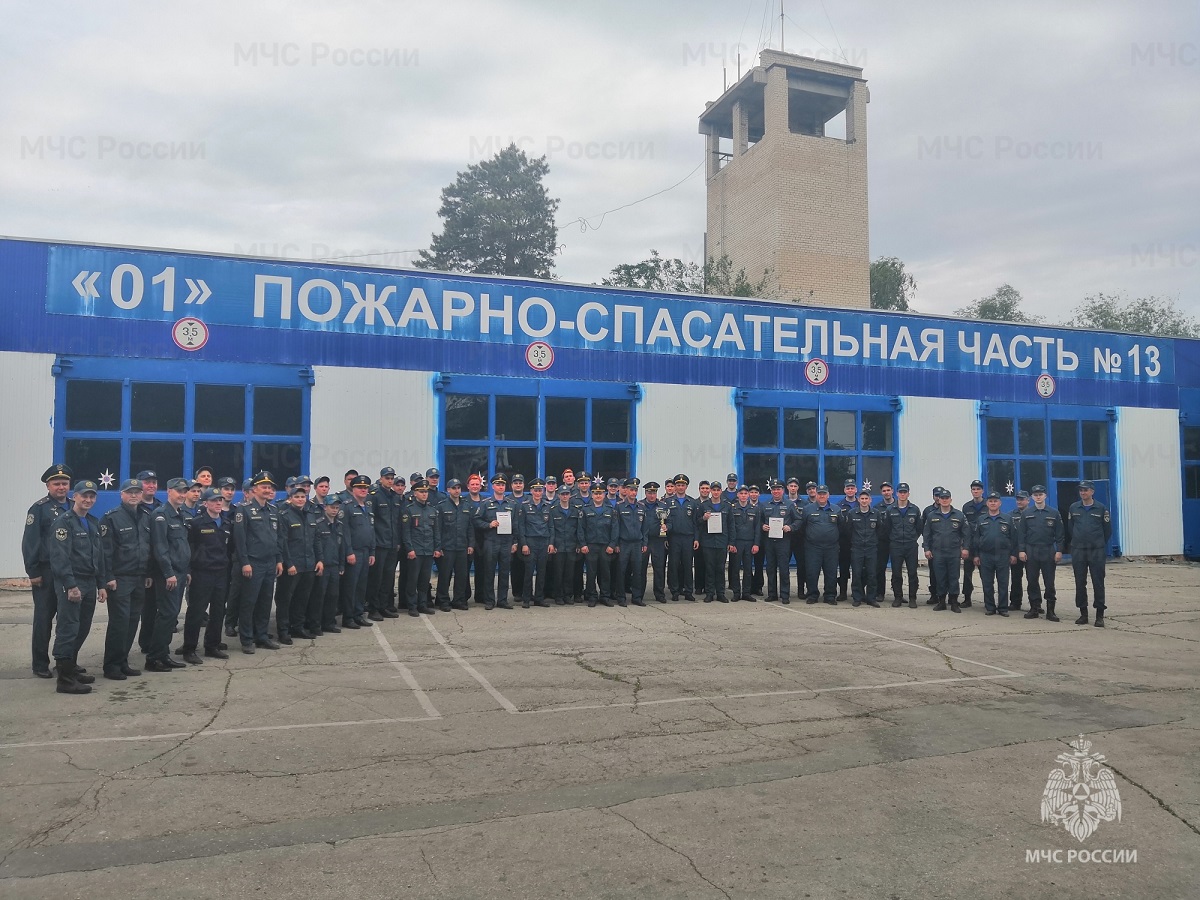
[699,50,869,308]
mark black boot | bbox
[949,596,961,614]
[1023,604,1041,620]
[71,657,95,684]
[1094,613,1105,628]
[932,596,947,611]
[1075,609,1088,625]
[55,659,92,695]
[1045,600,1060,622]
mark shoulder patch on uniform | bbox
[26,513,34,526]
[99,523,108,536]
[55,527,68,542]
[1103,512,1110,522]
[235,512,244,523]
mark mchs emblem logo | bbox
[1041,734,1122,842]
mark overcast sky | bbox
[2,0,1197,323]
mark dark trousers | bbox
[106,575,143,673]
[482,539,512,606]
[1025,549,1058,608]
[138,580,158,653]
[932,552,961,598]
[472,532,489,603]
[148,577,184,662]
[752,543,765,593]
[550,548,578,601]
[617,542,644,601]
[238,566,277,644]
[224,570,242,629]
[889,544,919,599]
[436,549,471,605]
[1072,547,1106,611]
[805,543,838,600]
[317,571,341,629]
[522,542,551,604]
[510,550,526,601]
[701,545,727,598]
[276,570,313,637]
[729,541,755,598]
[1009,559,1026,606]
[339,553,369,620]
[30,567,57,673]
[366,546,397,613]
[978,553,1010,611]
[668,537,694,598]
[764,539,791,600]
[791,532,806,597]
[52,584,97,661]
[837,534,851,593]
[645,541,667,601]
[406,555,434,610]
[961,555,978,598]
[875,541,890,599]
[693,544,707,598]
[583,544,612,602]
[850,545,877,602]
[183,571,227,651]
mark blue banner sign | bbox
[46,244,1174,384]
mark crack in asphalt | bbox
[607,809,732,899]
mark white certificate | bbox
[768,517,784,539]
[496,511,512,535]
[707,512,723,533]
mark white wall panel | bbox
[637,383,737,483]
[310,366,436,482]
[3,352,56,577]
[897,396,980,502]
[1117,406,1183,556]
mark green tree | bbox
[869,256,916,311]
[601,250,702,293]
[955,283,1042,324]
[603,252,771,298]
[1064,292,1199,337]
[415,144,560,279]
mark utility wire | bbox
[561,161,705,233]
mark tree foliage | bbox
[954,283,1043,324]
[869,256,916,311]
[415,144,560,279]
[1064,292,1199,337]
[603,251,771,298]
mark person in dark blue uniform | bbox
[549,485,584,604]
[1018,484,1065,622]
[840,486,883,608]
[666,475,699,602]
[960,479,987,608]
[580,483,619,607]
[760,480,796,604]
[146,478,192,671]
[100,478,148,679]
[802,485,840,604]
[697,477,731,602]
[924,488,969,613]
[402,478,440,616]
[314,494,347,633]
[23,463,72,679]
[475,475,517,610]
[884,483,923,608]
[435,478,475,611]
[613,478,648,606]
[338,474,375,629]
[519,479,555,608]
[181,488,232,662]
[277,480,319,641]
[640,482,669,604]
[728,485,760,602]
[1066,480,1113,627]
[233,471,284,651]
[46,479,107,693]
[970,491,1018,616]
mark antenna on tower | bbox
[780,0,785,51]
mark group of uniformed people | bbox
[22,462,1114,695]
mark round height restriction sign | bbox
[1035,373,1056,398]
[804,358,830,386]
[526,341,554,371]
[172,317,209,351]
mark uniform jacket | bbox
[1018,505,1065,552]
[923,507,968,556]
[436,495,475,552]
[401,497,441,555]
[101,502,151,577]
[728,502,761,543]
[616,500,647,544]
[549,502,584,551]
[580,502,618,548]
[279,504,318,572]
[520,500,554,544]
[1066,501,1112,551]
[759,497,796,542]
[475,495,519,543]
[23,494,69,576]
[315,513,347,571]
[233,499,282,568]
[151,503,192,580]
[971,513,1018,557]
[340,499,376,553]
[186,510,233,574]
[369,482,403,549]
[48,509,107,590]
[666,494,700,539]
[696,498,731,549]
[801,504,840,548]
[884,503,924,547]
[840,505,884,550]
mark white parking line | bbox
[764,603,1024,677]
[421,616,519,713]
[520,672,1023,715]
[372,623,442,718]
[0,715,441,751]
